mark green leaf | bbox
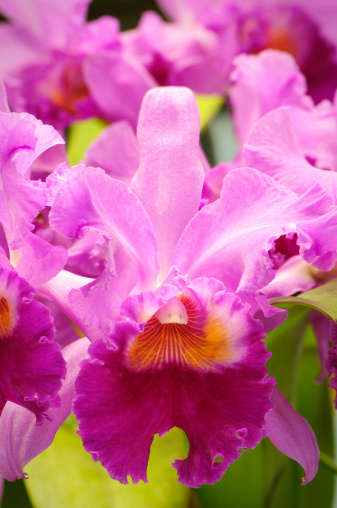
[295,325,334,508]
[67,118,106,166]
[197,442,266,508]
[196,94,224,131]
[270,278,337,322]
[25,419,189,508]
[1,480,33,508]
[266,306,308,404]
[263,308,309,508]
[265,318,334,508]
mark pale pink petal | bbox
[174,167,334,292]
[84,51,156,128]
[131,87,204,277]
[85,121,139,185]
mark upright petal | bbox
[131,87,204,277]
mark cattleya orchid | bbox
[0,86,90,481]
[155,0,337,101]
[203,49,337,203]
[0,0,224,130]
[37,86,337,488]
[0,0,156,129]
[1,1,337,505]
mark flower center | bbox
[127,294,233,371]
[267,29,298,59]
[49,63,89,115]
[0,295,13,338]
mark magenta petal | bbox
[3,112,64,177]
[0,111,64,248]
[74,285,274,487]
[38,269,102,342]
[244,107,337,201]
[15,233,68,287]
[174,167,333,292]
[230,50,312,148]
[0,24,44,75]
[0,0,91,48]
[131,87,204,276]
[310,311,331,382]
[49,166,158,331]
[0,267,66,422]
[265,387,319,485]
[0,81,9,113]
[84,51,156,128]
[0,338,90,481]
[85,121,139,185]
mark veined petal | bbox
[74,279,274,487]
[174,167,334,292]
[131,87,204,277]
[49,166,159,331]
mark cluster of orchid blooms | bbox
[1,0,337,496]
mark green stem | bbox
[319,451,337,474]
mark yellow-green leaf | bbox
[67,118,106,166]
[196,94,224,131]
[270,278,337,323]
[25,419,189,508]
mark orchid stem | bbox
[319,451,337,474]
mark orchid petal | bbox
[0,337,89,481]
[174,167,334,292]
[85,121,139,185]
[244,107,337,201]
[131,87,204,277]
[0,0,91,48]
[49,166,158,332]
[265,386,319,485]
[84,51,156,129]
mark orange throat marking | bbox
[267,29,298,59]
[49,65,89,115]
[127,295,234,372]
[0,296,13,338]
